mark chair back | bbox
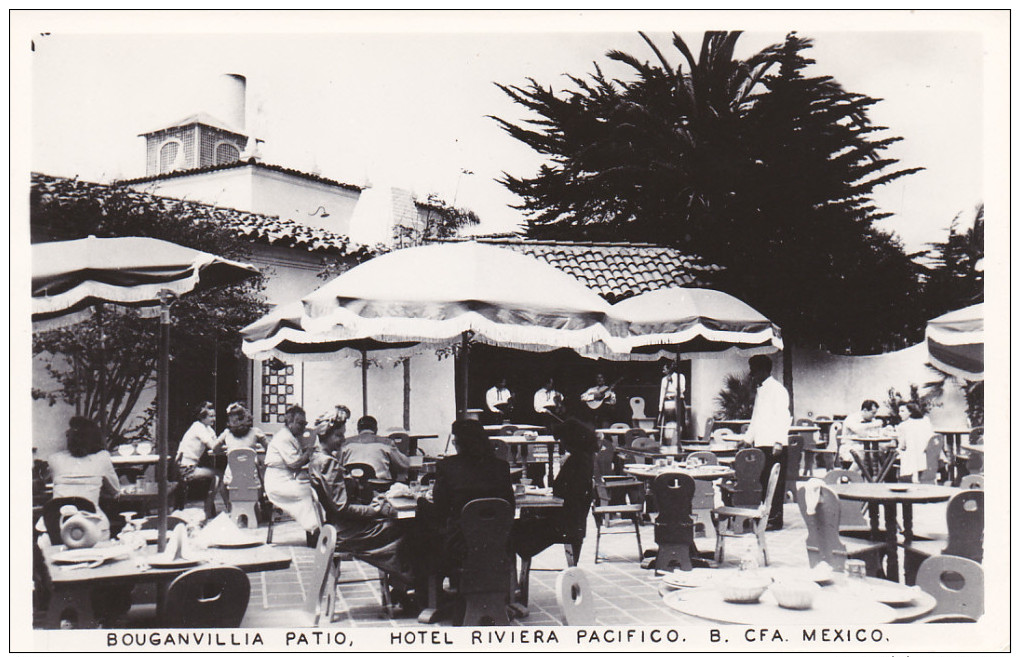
[822,469,868,528]
[556,567,596,625]
[226,448,261,501]
[963,452,984,476]
[916,555,984,620]
[622,428,647,449]
[609,423,631,431]
[498,425,519,436]
[944,490,983,562]
[651,472,695,544]
[459,497,514,593]
[51,473,103,503]
[593,442,617,480]
[163,565,251,628]
[702,417,716,441]
[711,427,734,442]
[138,515,186,531]
[685,450,718,466]
[797,484,850,571]
[388,432,411,456]
[795,417,814,426]
[490,438,510,462]
[760,463,782,517]
[343,462,378,504]
[786,433,804,464]
[727,448,764,506]
[41,497,96,546]
[628,437,659,464]
[630,396,647,418]
[306,524,338,621]
[919,434,945,483]
[959,474,984,490]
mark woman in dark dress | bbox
[512,418,597,562]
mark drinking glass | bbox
[845,559,867,592]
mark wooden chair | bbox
[651,472,696,571]
[243,524,337,627]
[785,434,805,498]
[609,422,631,431]
[821,469,870,536]
[796,484,885,577]
[388,431,421,457]
[630,397,656,431]
[626,437,660,465]
[703,417,716,442]
[719,448,764,508]
[711,463,780,567]
[959,474,984,490]
[916,555,984,620]
[685,450,719,466]
[961,452,983,477]
[944,490,983,563]
[163,565,250,628]
[593,441,644,508]
[622,428,648,449]
[459,498,514,626]
[343,462,380,504]
[225,448,262,529]
[555,567,595,625]
[41,497,96,546]
[710,427,735,443]
[919,434,945,484]
[591,444,644,564]
[804,416,836,473]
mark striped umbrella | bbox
[32,236,259,550]
[926,303,983,381]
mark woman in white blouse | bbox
[264,404,321,546]
[48,416,121,508]
[175,401,222,518]
[897,403,935,483]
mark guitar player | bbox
[581,373,619,428]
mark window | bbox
[215,142,239,165]
[158,141,181,173]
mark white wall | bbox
[129,166,253,210]
[249,168,360,234]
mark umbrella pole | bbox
[458,332,470,415]
[361,349,368,417]
[156,294,171,552]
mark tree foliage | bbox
[31,177,269,445]
[921,204,984,314]
[492,31,925,354]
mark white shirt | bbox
[534,388,560,414]
[659,372,686,409]
[844,411,882,439]
[897,416,934,477]
[486,386,512,413]
[746,376,792,447]
[48,450,121,506]
[176,421,220,466]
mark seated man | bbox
[340,415,410,482]
[840,400,883,466]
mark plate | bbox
[51,546,127,565]
[770,567,834,585]
[864,583,917,606]
[888,485,911,493]
[661,569,719,589]
[147,555,203,568]
[208,538,264,549]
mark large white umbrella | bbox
[33,236,259,550]
[606,287,783,356]
[294,242,618,411]
[926,303,983,381]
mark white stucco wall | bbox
[128,166,254,210]
[248,168,360,234]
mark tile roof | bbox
[31,173,373,257]
[116,160,363,193]
[436,236,720,302]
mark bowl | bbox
[135,442,153,455]
[770,580,820,609]
[720,575,771,604]
[117,444,135,456]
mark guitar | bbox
[582,377,624,410]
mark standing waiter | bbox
[742,355,791,530]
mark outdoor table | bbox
[850,435,897,452]
[115,481,179,516]
[659,567,932,623]
[828,482,955,582]
[935,428,973,482]
[595,427,653,447]
[41,538,292,628]
[663,585,897,625]
[815,418,836,437]
[960,443,984,454]
[497,434,559,473]
[407,434,439,455]
[624,463,735,482]
[483,423,545,434]
[111,454,160,469]
[713,419,750,432]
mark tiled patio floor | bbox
[244,496,949,627]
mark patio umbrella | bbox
[33,236,259,550]
[926,303,983,381]
[297,241,618,411]
[606,287,783,357]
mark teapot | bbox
[59,505,110,549]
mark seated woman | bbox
[175,401,223,518]
[513,418,596,563]
[47,416,121,513]
[264,405,321,546]
[422,419,515,577]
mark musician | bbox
[658,360,687,445]
[581,373,618,428]
[533,377,565,424]
[485,376,515,423]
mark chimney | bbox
[219,73,247,133]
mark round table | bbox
[624,464,735,481]
[663,587,898,625]
[828,483,955,581]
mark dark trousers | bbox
[759,446,787,527]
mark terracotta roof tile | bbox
[116,160,363,192]
[436,236,720,302]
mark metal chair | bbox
[711,463,780,566]
[163,565,251,628]
[796,484,884,576]
[459,498,515,626]
[916,555,984,620]
[651,472,696,571]
[556,567,595,625]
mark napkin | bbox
[802,478,824,515]
[198,512,248,546]
[385,482,414,499]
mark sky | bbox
[21,11,996,254]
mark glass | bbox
[845,559,867,592]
